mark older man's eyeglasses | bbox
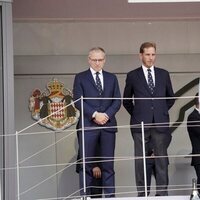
[89,58,105,63]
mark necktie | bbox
[96,72,103,95]
[147,69,154,94]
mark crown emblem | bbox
[47,79,64,93]
[29,78,79,130]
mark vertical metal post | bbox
[15,131,20,200]
[81,96,86,199]
[141,121,148,199]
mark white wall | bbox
[14,20,200,199]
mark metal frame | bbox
[0,1,15,200]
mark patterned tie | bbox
[147,69,154,94]
[96,72,103,95]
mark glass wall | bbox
[14,72,200,199]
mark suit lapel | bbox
[102,70,107,95]
[137,67,152,95]
[154,67,167,96]
[86,69,97,89]
[153,67,159,95]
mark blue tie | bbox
[96,72,103,95]
[147,69,154,94]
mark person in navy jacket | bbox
[73,47,121,197]
[123,42,175,196]
[187,93,200,192]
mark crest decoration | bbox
[29,78,79,130]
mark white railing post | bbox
[16,131,20,200]
[141,121,148,199]
[81,96,86,199]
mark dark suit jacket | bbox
[187,108,200,166]
[73,69,121,132]
[123,66,175,133]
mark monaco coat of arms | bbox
[29,79,79,130]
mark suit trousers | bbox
[194,165,200,193]
[79,129,116,197]
[132,128,171,196]
[146,157,156,195]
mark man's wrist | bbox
[92,111,97,118]
[104,113,109,119]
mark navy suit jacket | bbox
[187,109,200,166]
[123,66,175,133]
[73,69,121,132]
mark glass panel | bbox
[14,72,200,198]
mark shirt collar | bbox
[90,67,103,75]
[142,65,154,72]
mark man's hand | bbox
[92,166,101,179]
[94,112,109,125]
